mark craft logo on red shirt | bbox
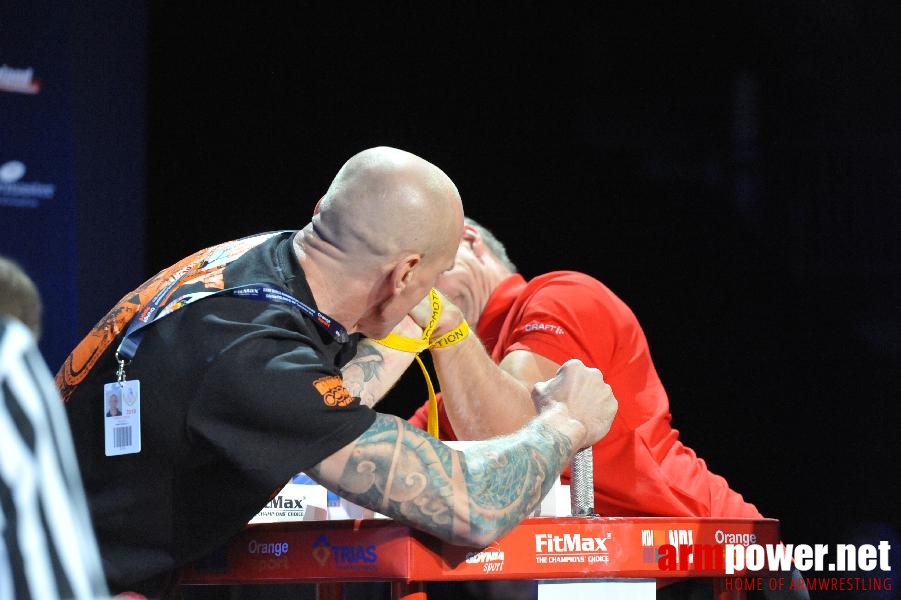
[313,375,353,407]
[524,321,565,335]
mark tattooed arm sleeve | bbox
[308,410,578,547]
[341,339,417,407]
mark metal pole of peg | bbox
[569,447,597,516]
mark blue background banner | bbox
[1,0,145,370]
[1,2,79,369]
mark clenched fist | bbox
[532,358,618,450]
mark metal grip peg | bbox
[569,447,596,516]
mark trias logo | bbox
[311,534,378,571]
[534,531,612,564]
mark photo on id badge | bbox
[104,380,141,456]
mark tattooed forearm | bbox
[461,420,574,541]
[313,414,459,540]
[308,413,576,547]
[341,343,386,407]
[341,340,419,407]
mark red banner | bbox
[182,516,780,584]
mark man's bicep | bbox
[498,349,561,388]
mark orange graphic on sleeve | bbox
[56,232,283,400]
[312,375,353,407]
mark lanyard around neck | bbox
[116,282,348,364]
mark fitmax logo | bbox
[535,532,611,553]
[264,495,305,510]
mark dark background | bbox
[143,2,901,554]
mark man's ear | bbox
[464,224,489,258]
[390,254,422,292]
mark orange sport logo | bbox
[313,375,353,407]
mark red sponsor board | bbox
[181,517,780,584]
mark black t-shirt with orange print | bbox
[58,231,376,596]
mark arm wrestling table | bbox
[180,516,780,600]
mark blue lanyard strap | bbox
[116,283,348,363]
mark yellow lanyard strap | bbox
[372,289,469,437]
[413,355,439,437]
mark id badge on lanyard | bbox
[105,278,348,457]
[104,379,141,456]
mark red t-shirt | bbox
[411,272,763,519]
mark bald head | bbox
[295,147,464,337]
[312,146,463,270]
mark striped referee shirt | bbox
[0,316,109,599]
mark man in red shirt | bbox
[410,217,806,599]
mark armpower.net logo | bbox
[648,527,894,595]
